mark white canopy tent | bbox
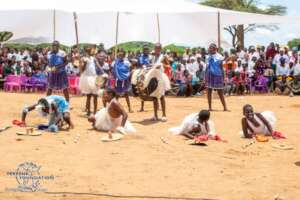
[0,0,299,47]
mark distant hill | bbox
[8,36,50,44]
[163,44,187,55]
[110,41,155,52]
[3,40,194,55]
[110,41,188,55]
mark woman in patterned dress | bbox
[205,43,228,111]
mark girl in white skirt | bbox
[241,104,276,138]
[169,110,216,139]
[79,47,100,116]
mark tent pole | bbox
[73,12,79,48]
[53,9,56,41]
[115,12,120,58]
[217,11,221,50]
[156,13,161,43]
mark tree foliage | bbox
[287,38,300,49]
[201,0,287,48]
[110,41,155,52]
[0,31,13,44]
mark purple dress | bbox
[113,59,131,94]
[205,54,224,89]
[47,50,69,90]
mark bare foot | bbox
[138,109,145,112]
[129,109,134,113]
[68,123,74,130]
[224,109,230,112]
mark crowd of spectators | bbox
[1,42,300,96]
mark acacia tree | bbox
[200,0,286,48]
[0,31,13,47]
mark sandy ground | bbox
[0,92,300,200]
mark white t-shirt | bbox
[21,66,32,74]
[66,63,79,75]
[273,54,289,66]
[249,51,260,61]
[100,62,109,71]
[294,64,300,76]
[47,50,66,60]
[237,50,246,60]
[186,61,199,76]
[235,65,243,73]
[150,54,164,65]
[82,56,97,76]
[248,61,256,77]
[276,64,289,76]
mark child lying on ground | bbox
[241,104,285,139]
[169,110,216,139]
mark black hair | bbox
[38,98,49,109]
[118,49,126,56]
[143,44,149,49]
[209,43,217,49]
[53,40,60,45]
[155,43,162,48]
[198,110,210,122]
[243,104,253,114]
[105,88,116,98]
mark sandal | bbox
[161,117,168,122]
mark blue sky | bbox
[195,0,300,47]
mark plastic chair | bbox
[20,76,33,92]
[4,75,21,92]
[32,77,47,92]
[255,75,268,93]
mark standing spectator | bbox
[205,43,228,111]
[266,42,277,60]
[96,52,109,75]
[47,41,70,102]
[264,65,275,92]
[161,56,172,80]
[112,49,132,113]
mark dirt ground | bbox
[0,92,299,200]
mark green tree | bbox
[200,0,286,48]
[110,41,155,52]
[287,38,300,49]
[0,31,13,46]
[163,44,187,55]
